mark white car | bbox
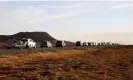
[21,38,36,49]
[91,42,95,46]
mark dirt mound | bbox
[0,32,74,47]
[0,32,55,43]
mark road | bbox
[0,45,125,55]
[0,46,102,55]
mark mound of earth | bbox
[0,32,74,47]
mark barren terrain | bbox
[0,47,132,80]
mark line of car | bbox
[76,41,121,47]
[41,40,66,48]
[6,38,121,49]
[76,41,96,47]
[10,38,66,49]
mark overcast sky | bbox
[0,1,133,44]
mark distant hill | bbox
[0,32,74,47]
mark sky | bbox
[0,1,133,44]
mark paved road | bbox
[0,46,103,55]
[0,45,131,56]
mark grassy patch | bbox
[0,48,132,80]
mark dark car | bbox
[88,42,91,46]
[76,41,83,46]
[4,45,12,49]
[41,40,52,48]
[56,40,66,47]
[97,43,100,46]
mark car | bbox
[41,40,52,48]
[88,42,91,46]
[97,43,101,46]
[4,45,12,49]
[76,41,83,46]
[21,38,36,49]
[83,42,88,46]
[12,40,21,49]
[56,40,66,47]
[91,42,95,46]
